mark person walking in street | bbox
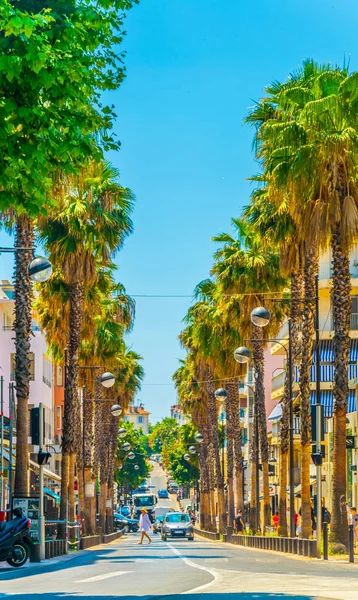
[138,508,152,545]
[233,510,245,535]
[349,506,358,548]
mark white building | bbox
[170,404,187,426]
[123,403,151,435]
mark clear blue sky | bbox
[1,0,358,422]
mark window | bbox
[42,355,52,388]
[56,406,62,431]
[123,416,129,422]
[56,365,63,387]
[137,416,143,424]
[11,353,35,381]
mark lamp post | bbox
[184,437,203,512]
[252,306,295,540]
[232,356,259,532]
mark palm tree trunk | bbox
[249,416,258,533]
[299,246,318,539]
[199,434,210,530]
[106,415,119,534]
[206,369,227,534]
[14,214,34,496]
[225,381,239,525]
[330,223,350,548]
[252,324,270,529]
[229,380,244,513]
[59,280,85,536]
[69,452,76,532]
[82,384,94,535]
[279,269,303,537]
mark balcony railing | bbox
[272,370,286,391]
[319,313,358,331]
[319,262,358,279]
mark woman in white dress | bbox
[138,508,152,545]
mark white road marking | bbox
[75,570,133,583]
[167,542,222,594]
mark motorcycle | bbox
[0,508,33,568]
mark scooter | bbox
[0,508,33,567]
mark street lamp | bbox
[234,346,251,364]
[134,465,139,471]
[100,372,115,388]
[250,307,271,328]
[118,427,127,437]
[195,433,204,444]
[188,445,197,455]
[28,257,53,283]
[110,404,122,417]
[214,388,227,402]
[250,305,297,539]
[122,442,131,452]
[127,452,135,460]
[233,366,259,533]
[184,453,191,461]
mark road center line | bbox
[75,570,133,583]
[167,543,222,594]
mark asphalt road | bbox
[1,463,358,600]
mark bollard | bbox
[323,521,328,561]
[349,524,355,563]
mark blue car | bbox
[158,489,169,499]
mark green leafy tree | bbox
[115,422,152,492]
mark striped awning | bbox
[310,390,356,417]
[268,403,282,422]
[294,340,358,383]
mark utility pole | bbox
[39,403,45,561]
[315,274,322,559]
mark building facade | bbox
[267,245,358,513]
[123,403,151,435]
[170,404,187,426]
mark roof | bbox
[125,405,150,416]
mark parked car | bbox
[114,512,139,533]
[161,512,194,541]
[158,489,169,499]
[153,515,165,534]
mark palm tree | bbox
[37,159,134,533]
[253,63,358,546]
[244,187,304,536]
[179,309,227,534]
[212,218,287,531]
[173,357,216,532]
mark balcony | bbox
[319,313,358,332]
[319,261,358,279]
[272,370,285,392]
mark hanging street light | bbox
[127,452,135,460]
[184,453,191,461]
[234,346,251,364]
[134,465,139,470]
[250,306,271,328]
[195,433,204,444]
[188,446,197,455]
[214,388,227,402]
[110,404,122,417]
[28,257,53,283]
[122,442,131,452]
[118,427,127,437]
[100,372,115,388]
